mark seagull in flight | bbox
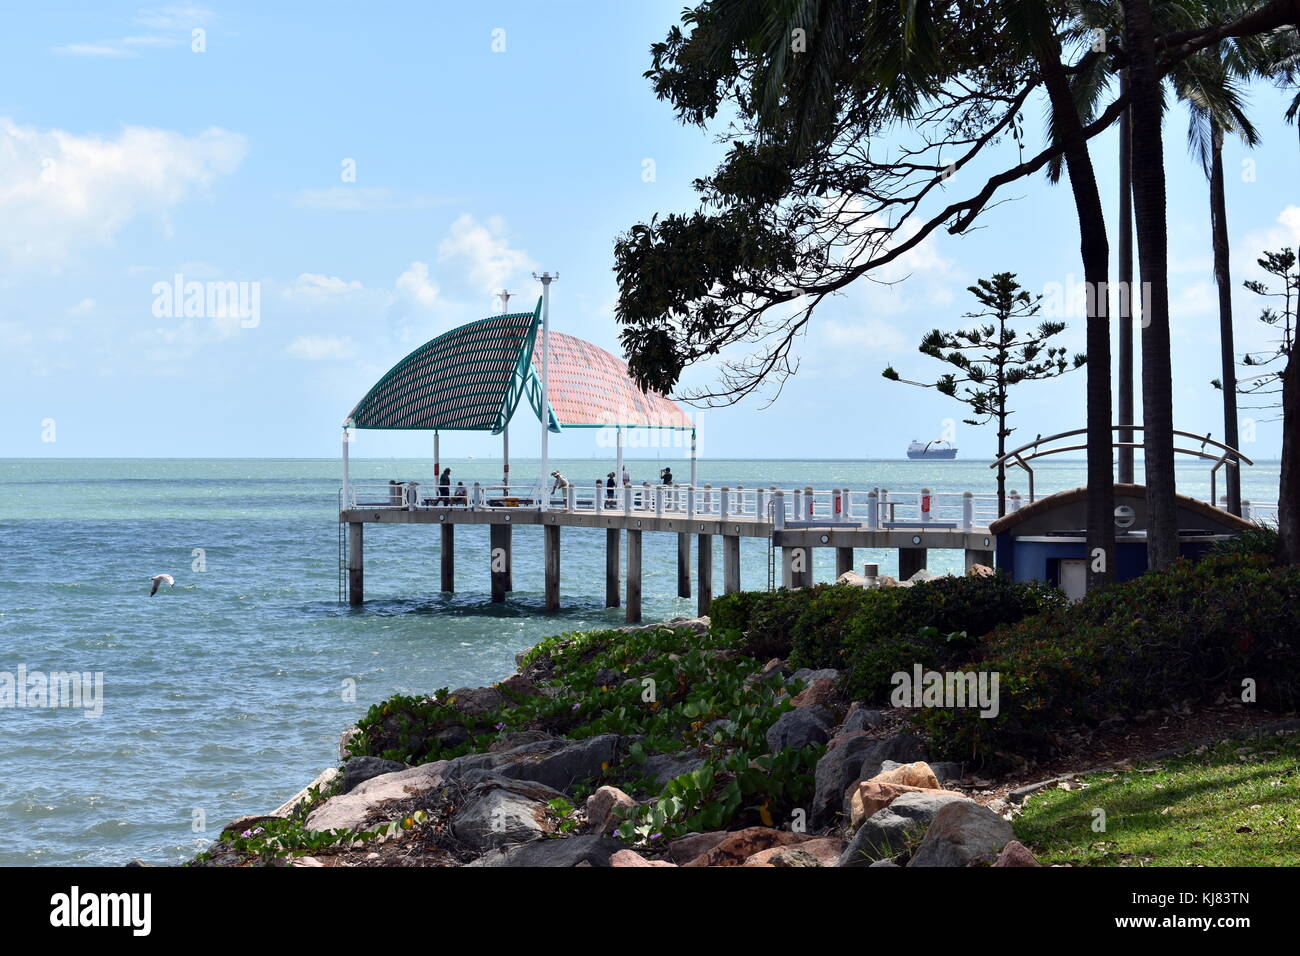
[149,574,175,597]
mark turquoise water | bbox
[0,457,1279,865]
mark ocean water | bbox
[0,456,1279,866]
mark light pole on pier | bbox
[533,272,558,510]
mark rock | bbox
[682,827,812,867]
[765,707,832,753]
[446,733,622,792]
[930,761,964,786]
[124,859,153,867]
[965,563,995,577]
[790,667,839,685]
[791,676,841,710]
[811,732,875,828]
[487,730,553,753]
[868,859,900,867]
[639,752,707,791]
[446,686,506,718]
[907,800,1015,867]
[760,658,789,679]
[450,777,562,850]
[840,707,886,734]
[745,838,843,867]
[838,791,971,866]
[433,724,472,749]
[993,840,1042,867]
[849,780,967,829]
[585,786,636,836]
[304,761,448,833]
[869,761,940,790]
[854,730,930,788]
[271,767,339,817]
[593,668,623,687]
[471,835,626,867]
[667,831,730,864]
[497,673,540,698]
[292,856,325,867]
[610,849,676,867]
[340,756,407,794]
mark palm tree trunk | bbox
[1122,0,1180,571]
[1209,119,1242,515]
[1279,353,1300,563]
[1039,49,1115,589]
[1117,69,1136,485]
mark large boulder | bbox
[848,780,966,829]
[837,791,971,867]
[304,761,449,833]
[449,777,562,850]
[854,731,929,786]
[791,677,840,711]
[870,761,940,790]
[994,840,1042,867]
[840,707,886,734]
[445,734,623,792]
[667,831,730,864]
[810,732,875,828]
[446,686,506,718]
[271,767,339,817]
[610,849,676,867]
[639,752,707,792]
[470,835,626,867]
[907,800,1016,867]
[765,707,832,753]
[340,756,407,794]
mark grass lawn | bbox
[1014,729,1300,866]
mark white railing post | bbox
[866,490,878,531]
[623,483,632,515]
[687,485,696,519]
[962,491,974,531]
[654,484,663,517]
[1009,490,1022,513]
[720,486,730,522]
[642,481,652,513]
[596,478,604,511]
[832,488,843,523]
[920,487,932,524]
[880,488,890,525]
[1242,499,1252,520]
[735,484,745,517]
[703,483,713,515]
[566,483,576,512]
[792,488,802,517]
[773,490,786,530]
[756,487,767,521]
[805,485,815,520]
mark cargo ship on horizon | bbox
[906,439,958,460]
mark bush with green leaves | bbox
[1208,521,1280,559]
[914,554,1300,766]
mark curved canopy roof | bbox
[346,299,692,434]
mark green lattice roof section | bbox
[346,300,541,433]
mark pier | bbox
[339,482,999,620]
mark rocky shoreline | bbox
[192,615,1054,868]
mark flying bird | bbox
[149,574,175,597]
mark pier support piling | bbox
[782,547,812,589]
[626,529,643,623]
[544,523,561,611]
[605,528,621,608]
[440,523,454,593]
[697,533,713,617]
[677,532,691,599]
[347,522,363,606]
[503,525,513,592]
[490,523,510,603]
[723,535,741,594]
[836,547,854,579]
[898,547,927,581]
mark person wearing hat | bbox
[605,471,617,507]
[660,466,674,486]
[550,470,571,499]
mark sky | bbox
[2,1,1297,465]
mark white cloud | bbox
[67,298,95,315]
[437,214,537,294]
[285,273,364,301]
[135,3,215,30]
[52,5,211,57]
[0,117,246,266]
[395,261,439,309]
[286,336,356,361]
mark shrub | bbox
[1208,521,1279,559]
[915,554,1300,766]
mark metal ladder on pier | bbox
[766,497,777,591]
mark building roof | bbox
[345,300,693,434]
[988,483,1254,534]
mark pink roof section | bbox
[530,330,693,430]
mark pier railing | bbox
[342,481,1007,530]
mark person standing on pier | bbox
[550,470,570,506]
[605,471,617,507]
[660,466,673,486]
[438,467,451,505]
